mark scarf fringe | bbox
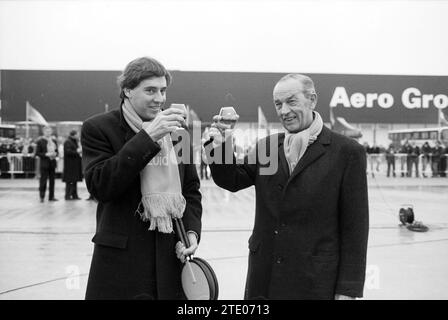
[139,193,186,233]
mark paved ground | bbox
[0,172,447,300]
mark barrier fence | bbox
[366,153,447,177]
[0,153,447,178]
[0,154,63,178]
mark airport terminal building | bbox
[1,70,448,149]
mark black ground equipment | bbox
[399,204,429,232]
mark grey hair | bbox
[277,74,317,97]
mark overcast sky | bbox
[0,0,447,75]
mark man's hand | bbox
[143,108,186,142]
[209,115,233,146]
[175,232,198,263]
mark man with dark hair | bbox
[36,126,59,202]
[206,74,369,300]
[63,130,83,200]
[81,56,202,299]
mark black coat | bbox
[207,127,369,300]
[63,136,83,183]
[35,137,58,170]
[81,108,202,300]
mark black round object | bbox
[399,207,415,225]
[174,218,219,300]
[181,257,219,300]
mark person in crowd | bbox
[431,141,444,177]
[399,141,410,177]
[440,144,448,177]
[205,73,369,300]
[405,141,420,177]
[35,126,58,202]
[385,143,396,177]
[63,130,83,200]
[421,141,432,178]
[81,56,202,299]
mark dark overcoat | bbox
[62,136,83,183]
[207,126,369,300]
[35,137,58,170]
[81,108,202,300]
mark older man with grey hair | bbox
[206,74,369,300]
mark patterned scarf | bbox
[122,100,186,233]
[283,111,324,173]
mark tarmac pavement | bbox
[0,173,447,300]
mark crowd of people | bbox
[0,128,96,202]
[0,137,37,155]
[363,140,448,178]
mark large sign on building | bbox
[1,70,447,124]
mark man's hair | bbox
[69,130,77,137]
[277,74,317,97]
[117,56,172,100]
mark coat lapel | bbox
[285,126,331,187]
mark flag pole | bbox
[26,101,29,140]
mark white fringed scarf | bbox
[122,100,186,233]
[283,111,324,173]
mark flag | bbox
[438,109,448,127]
[26,101,48,126]
[329,105,362,139]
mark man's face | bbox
[273,79,316,133]
[43,127,52,137]
[125,76,167,121]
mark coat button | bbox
[277,184,283,191]
[276,257,283,264]
[274,230,279,235]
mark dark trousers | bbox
[441,156,447,177]
[39,166,56,199]
[407,156,419,177]
[65,182,79,199]
[432,159,440,177]
[387,159,396,177]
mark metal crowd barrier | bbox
[0,153,48,178]
[0,154,38,178]
[366,153,448,177]
[1,152,446,179]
